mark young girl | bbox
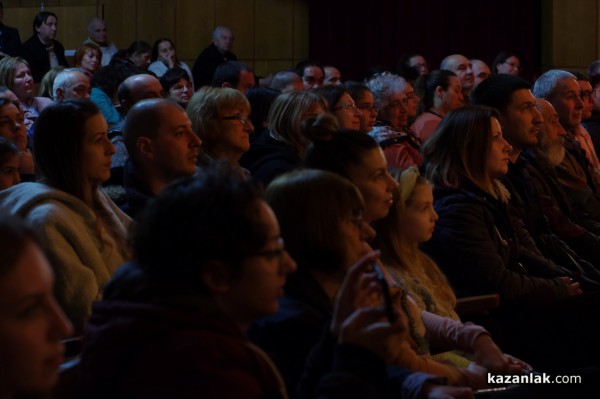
[374,166,459,320]
[0,100,132,334]
[0,137,20,191]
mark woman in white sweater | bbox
[0,100,132,334]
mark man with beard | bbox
[472,74,600,286]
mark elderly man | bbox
[472,73,600,287]
[192,26,238,88]
[52,68,90,101]
[269,70,303,93]
[119,98,201,219]
[440,54,474,103]
[534,70,600,224]
[84,18,118,66]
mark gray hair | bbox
[532,70,575,99]
[365,72,406,109]
[52,68,88,100]
[212,26,232,40]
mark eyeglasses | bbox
[503,61,521,70]
[248,238,288,262]
[357,104,379,113]
[172,82,192,91]
[333,103,358,111]
[222,115,252,127]
[580,90,593,100]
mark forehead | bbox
[158,105,189,128]
[557,78,580,93]
[44,16,57,24]
[578,80,592,90]
[452,56,469,68]
[304,66,323,77]
[409,55,425,64]
[0,103,20,115]
[158,41,173,49]
[325,67,340,76]
[508,88,535,105]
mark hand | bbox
[161,55,175,68]
[338,306,405,363]
[472,335,532,374]
[559,276,583,296]
[423,384,474,399]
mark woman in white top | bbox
[148,38,194,91]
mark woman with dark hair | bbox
[112,40,152,70]
[0,212,73,398]
[492,51,521,76]
[0,100,132,334]
[410,70,463,143]
[159,67,193,108]
[90,65,124,126]
[0,98,34,180]
[303,114,398,224]
[313,85,361,131]
[149,38,194,89]
[0,137,19,190]
[244,86,280,139]
[343,81,378,134]
[240,90,326,185]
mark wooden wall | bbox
[4,0,309,77]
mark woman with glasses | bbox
[160,67,193,109]
[187,86,253,178]
[343,81,378,134]
[366,72,423,169]
[492,51,521,76]
[313,85,361,131]
[240,90,327,186]
[410,70,463,143]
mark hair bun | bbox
[301,113,339,142]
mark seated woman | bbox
[160,67,193,109]
[0,98,35,180]
[0,100,132,334]
[240,90,326,186]
[38,66,65,99]
[90,66,123,126]
[0,212,74,398]
[492,51,521,76]
[373,166,459,320]
[410,70,463,143]
[343,81,378,134]
[0,57,52,135]
[421,106,600,371]
[255,165,529,394]
[74,42,102,79]
[111,41,152,70]
[313,85,361,131]
[187,87,253,177]
[0,137,20,191]
[149,38,194,89]
[365,72,423,168]
[78,166,401,398]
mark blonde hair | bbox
[374,167,458,319]
[187,86,250,151]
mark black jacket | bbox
[20,35,68,82]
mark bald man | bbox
[440,54,474,102]
[84,18,118,66]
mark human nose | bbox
[189,131,202,147]
[48,297,74,340]
[431,208,439,222]
[281,250,297,275]
[532,106,543,123]
[386,171,399,190]
[12,170,21,185]
[503,137,513,153]
[575,94,584,109]
[106,138,116,155]
[360,221,376,241]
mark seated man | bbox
[211,60,255,94]
[52,68,91,101]
[192,26,237,88]
[119,98,200,219]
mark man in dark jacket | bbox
[19,11,68,82]
[191,26,237,89]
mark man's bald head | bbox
[118,74,163,114]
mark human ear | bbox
[137,137,154,159]
[200,260,233,294]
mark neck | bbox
[429,105,446,117]
[38,34,52,46]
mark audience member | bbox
[159,67,193,108]
[19,11,68,83]
[366,72,423,168]
[114,40,152,70]
[492,51,521,76]
[313,85,361,130]
[0,97,33,180]
[52,68,91,101]
[343,81,378,134]
[211,60,255,94]
[295,59,324,90]
[0,212,73,398]
[187,87,252,176]
[119,98,200,219]
[244,85,280,138]
[269,70,302,93]
[440,54,473,103]
[323,65,342,85]
[38,65,64,99]
[74,42,101,79]
[0,100,132,333]
[240,90,326,185]
[583,72,600,153]
[471,59,491,88]
[192,26,237,88]
[0,2,21,58]
[149,37,194,89]
[84,18,118,66]
[410,70,463,143]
